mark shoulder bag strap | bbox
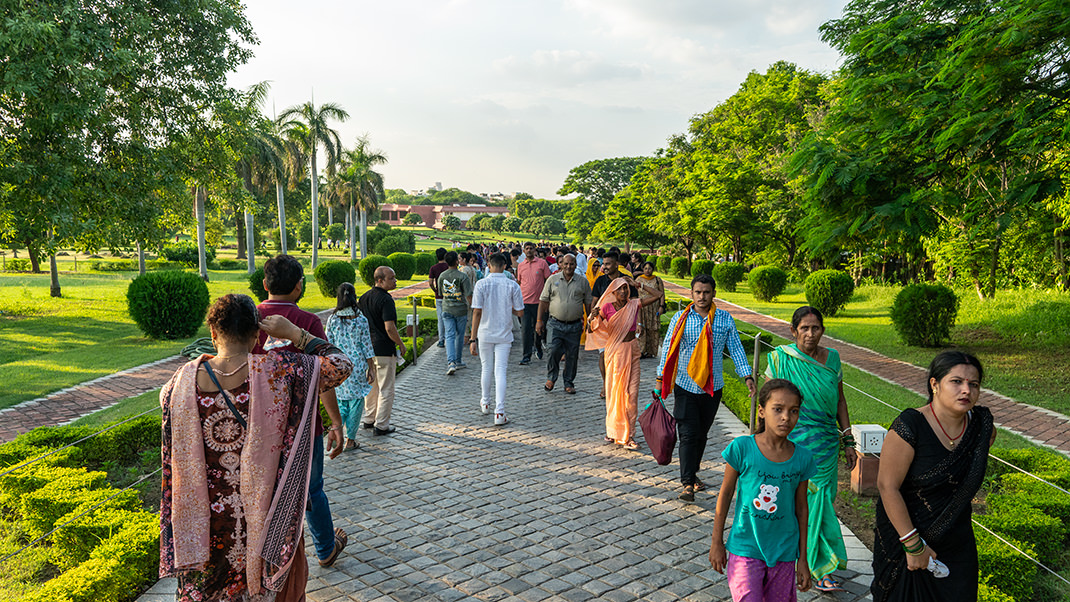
[202,361,248,429]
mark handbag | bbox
[639,390,676,465]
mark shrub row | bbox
[0,415,162,601]
[87,259,185,272]
[4,258,32,272]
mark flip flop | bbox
[319,528,347,567]
[814,577,844,592]
[544,381,554,392]
[564,386,576,394]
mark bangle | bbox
[898,528,918,543]
[327,426,341,432]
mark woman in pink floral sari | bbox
[160,294,352,602]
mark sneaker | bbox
[437,342,445,348]
[373,425,396,436]
[494,413,508,426]
[480,401,491,415]
[446,362,457,375]
[457,362,468,369]
[519,358,531,366]
[361,422,374,430]
[535,347,544,360]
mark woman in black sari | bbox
[872,350,995,602]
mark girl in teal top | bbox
[710,379,816,601]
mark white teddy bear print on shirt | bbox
[753,483,779,514]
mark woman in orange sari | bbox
[586,278,659,450]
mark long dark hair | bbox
[790,306,824,330]
[755,378,803,434]
[926,350,984,402]
[335,282,359,313]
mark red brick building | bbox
[379,204,510,229]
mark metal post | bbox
[748,333,761,434]
[411,296,418,365]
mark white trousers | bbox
[478,341,511,414]
[362,356,396,429]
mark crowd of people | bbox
[159,246,995,602]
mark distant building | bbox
[379,203,510,229]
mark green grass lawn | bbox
[0,267,421,411]
[666,275,1070,418]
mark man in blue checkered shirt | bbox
[657,274,756,502]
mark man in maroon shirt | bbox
[254,254,348,567]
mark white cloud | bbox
[492,50,645,86]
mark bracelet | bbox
[327,426,341,432]
[898,528,918,543]
[904,540,926,555]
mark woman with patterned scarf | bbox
[160,294,352,602]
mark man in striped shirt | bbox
[656,274,756,502]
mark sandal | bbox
[814,577,844,592]
[622,440,640,451]
[318,528,347,567]
[343,439,360,451]
[678,484,695,502]
[544,381,554,392]
[693,478,706,492]
[564,386,576,394]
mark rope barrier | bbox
[0,467,162,565]
[0,405,162,479]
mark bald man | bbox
[358,266,406,435]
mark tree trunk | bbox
[984,235,1001,300]
[236,212,247,259]
[196,186,209,281]
[137,240,146,275]
[276,181,288,254]
[26,242,42,273]
[1056,226,1069,291]
[310,152,320,268]
[349,202,357,262]
[49,254,61,297]
[327,206,333,226]
[245,211,256,273]
[359,206,368,260]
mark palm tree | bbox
[278,100,348,267]
[340,135,387,260]
[232,82,285,272]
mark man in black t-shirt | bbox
[358,266,406,436]
[592,252,638,299]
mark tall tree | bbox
[278,101,349,267]
[339,136,387,261]
[0,0,253,294]
[558,157,646,241]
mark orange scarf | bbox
[659,304,717,398]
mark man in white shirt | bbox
[470,252,525,425]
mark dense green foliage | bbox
[670,257,690,278]
[248,267,268,301]
[126,271,209,339]
[162,243,216,267]
[890,283,958,347]
[656,255,673,273]
[690,260,715,278]
[559,157,647,242]
[804,270,855,317]
[414,253,436,275]
[313,260,356,298]
[357,255,392,287]
[441,215,461,230]
[748,266,788,302]
[388,253,416,280]
[713,262,746,292]
[402,213,423,225]
[374,234,414,256]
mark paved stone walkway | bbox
[0,281,432,443]
[663,282,1070,457]
[139,343,873,602]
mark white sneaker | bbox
[494,413,508,426]
[480,401,491,415]
[446,362,456,375]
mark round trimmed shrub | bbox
[670,257,690,278]
[690,260,715,278]
[804,270,855,317]
[357,255,393,286]
[713,262,745,292]
[890,283,958,347]
[414,253,435,275]
[656,255,673,273]
[314,260,356,298]
[748,266,788,302]
[388,252,416,280]
[248,267,268,301]
[127,271,209,339]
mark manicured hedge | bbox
[656,255,673,273]
[414,252,436,275]
[313,260,356,298]
[690,259,715,278]
[890,283,958,347]
[388,252,417,280]
[248,266,268,301]
[357,255,392,286]
[713,262,745,292]
[670,257,690,278]
[976,529,1037,601]
[748,266,788,302]
[127,270,209,339]
[804,269,855,317]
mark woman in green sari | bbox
[765,306,858,592]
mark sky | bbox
[228,0,850,199]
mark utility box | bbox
[851,424,888,454]
[405,314,419,337]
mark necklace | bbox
[929,402,967,447]
[206,357,246,376]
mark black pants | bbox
[545,318,581,388]
[674,386,723,486]
[521,303,543,360]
